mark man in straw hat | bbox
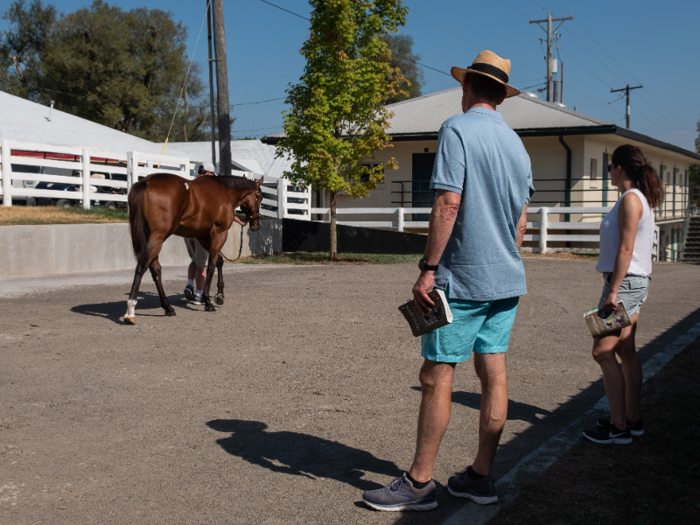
[363,50,534,511]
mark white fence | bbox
[309,205,660,259]
[0,139,193,208]
[0,139,314,219]
[259,176,312,220]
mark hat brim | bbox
[451,66,520,98]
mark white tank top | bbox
[596,188,654,276]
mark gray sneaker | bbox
[362,473,438,512]
[447,467,498,505]
[184,284,195,301]
[192,294,204,306]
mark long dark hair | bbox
[611,144,665,208]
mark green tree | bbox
[0,0,209,142]
[382,33,423,104]
[0,0,56,100]
[277,0,407,258]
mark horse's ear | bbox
[256,176,264,188]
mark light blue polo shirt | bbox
[430,107,535,301]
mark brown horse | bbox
[124,173,263,324]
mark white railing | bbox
[311,207,432,231]
[258,176,312,220]
[1,139,193,209]
[307,205,659,259]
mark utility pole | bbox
[211,0,231,176]
[611,84,643,129]
[530,11,573,102]
[206,0,217,167]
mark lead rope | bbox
[219,224,245,263]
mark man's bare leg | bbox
[408,360,456,482]
[472,353,508,476]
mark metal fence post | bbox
[1,139,12,207]
[277,179,288,219]
[539,207,549,254]
[82,149,91,210]
[397,208,405,232]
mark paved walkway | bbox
[1,259,699,525]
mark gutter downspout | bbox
[558,135,572,223]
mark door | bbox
[412,153,436,221]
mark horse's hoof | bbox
[215,293,224,306]
[165,309,176,317]
[124,317,136,325]
[205,304,216,312]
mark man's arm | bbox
[516,203,528,250]
[412,189,461,312]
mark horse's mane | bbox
[215,175,256,192]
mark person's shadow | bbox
[411,387,551,424]
[206,419,401,491]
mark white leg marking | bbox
[125,299,137,318]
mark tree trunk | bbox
[330,192,337,260]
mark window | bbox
[590,158,597,180]
[360,163,384,184]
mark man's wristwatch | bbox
[418,258,439,272]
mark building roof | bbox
[0,90,191,158]
[264,87,700,161]
[167,139,294,180]
[386,87,608,135]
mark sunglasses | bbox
[607,164,612,173]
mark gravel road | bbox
[1,259,699,525]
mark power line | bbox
[491,0,529,18]
[257,0,309,21]
[573,19,689,129]
[394,56,450,77]
[230,97,286,107]
[412,9,541,75]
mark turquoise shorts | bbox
[421,292,519,363]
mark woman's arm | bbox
[604,192,644,312]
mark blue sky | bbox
[3,0,698,151]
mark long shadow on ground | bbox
[411,386,552,424]
[71,291,195,324]
[206,419,401,491]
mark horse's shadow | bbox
[410,386,551,424]
[206,419,401,491]
[71,291,195,325]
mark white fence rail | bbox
[0,139,193,209]
[259,177,312,220]
[308,205,660,259]
[1,139,313,218]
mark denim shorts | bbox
[421,291,519,363]
[598,273,650,316]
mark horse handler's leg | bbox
[149,257,175,317]
[215,254,225,306]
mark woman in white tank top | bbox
[583,145,665,445]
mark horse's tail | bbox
[128,180,150,263]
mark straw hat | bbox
[451,50,520,99]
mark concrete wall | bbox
[0,219,282,279]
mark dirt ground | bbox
[1,259,699,525]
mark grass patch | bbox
[491,337,700,525]
[0,206,128,225]
[238,252,422,265]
